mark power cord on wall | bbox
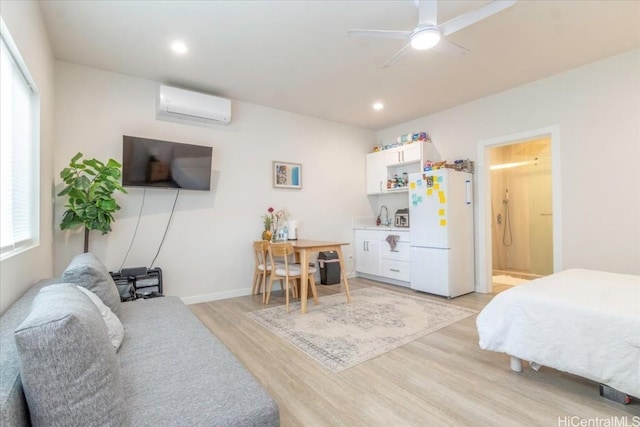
[150,189,180,268]
[118,188,146,271]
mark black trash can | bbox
[318,251,341,285]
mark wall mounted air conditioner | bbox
[157,85,231,125]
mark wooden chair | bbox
[266,242,318,313]
[252,240,281,303]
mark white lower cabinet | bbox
[354,229,410,285]
[355,234,381,276]
[381,259,411,282]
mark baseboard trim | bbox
[181,288,252,305]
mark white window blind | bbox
[0,19,39,259]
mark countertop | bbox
[354,226,410,232]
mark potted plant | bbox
[58,152,127,252]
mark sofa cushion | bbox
[62,252,121,316]
[118,297,280,426]
[0,278,58,427]
[76,285,124,350]
[14,284,129,427]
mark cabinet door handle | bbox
[401,151,405,162]
[390,249,399,252]
[397,152,401,163]
[390,268,400,272]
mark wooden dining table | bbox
[290,239,351,314]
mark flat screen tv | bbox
[122,136,212,191]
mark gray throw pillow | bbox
[14,284,129,427]
[62,252,121,316]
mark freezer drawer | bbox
[381,259,410,282]
[410,247,450,296]
[410,246,474,298]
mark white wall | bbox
[0,1,55,313]
[377,49,640,279]
[54,62,375,302]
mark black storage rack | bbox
[110,267,163,301]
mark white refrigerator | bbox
[408,170,475,298]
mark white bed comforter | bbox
[477,269,640,397]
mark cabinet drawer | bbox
[380,240,410,261]
[381,259,410,282]
[354,230,380,240]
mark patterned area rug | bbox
[248,287,477,373]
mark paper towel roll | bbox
[287,219,298,240]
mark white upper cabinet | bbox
[366,151,386,195]
[382,142,423,166]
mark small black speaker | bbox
[120,266,148,277]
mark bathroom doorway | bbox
[476,125,562,294]
[489,138,553,291]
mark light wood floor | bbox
[189,278,639,426]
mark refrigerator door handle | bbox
[465,180,472,205]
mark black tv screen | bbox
[122,136,212,191]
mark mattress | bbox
[476,269,640,397]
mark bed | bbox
[476,269,640,398]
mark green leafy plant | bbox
[58,152,127,253]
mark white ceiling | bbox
[39,1,640,130]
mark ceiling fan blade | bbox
[347,29,412,40]
[418,0,438,25]
[381,43,412,68]
[432,37,470,56]
[439,0,516,36]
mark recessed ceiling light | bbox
[171,41,188,54]
[373,102,384,111]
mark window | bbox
[0,19,39,259]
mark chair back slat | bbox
[253,240,270,268]
[268,242,294,274]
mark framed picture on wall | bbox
[272,161,302,189]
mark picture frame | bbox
[272,161,302,189]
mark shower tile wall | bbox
[490,138,553,276]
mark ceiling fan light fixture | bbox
[410,28,441,50]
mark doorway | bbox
[489,138,553,290]
[477,126,562,294]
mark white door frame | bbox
[476,125,563,293]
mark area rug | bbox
[247,287,477,373]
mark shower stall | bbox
[490,138,553,280]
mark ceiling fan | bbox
[348,0,516,68]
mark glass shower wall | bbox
[490,138,553,277]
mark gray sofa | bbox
[0,255,279,426]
